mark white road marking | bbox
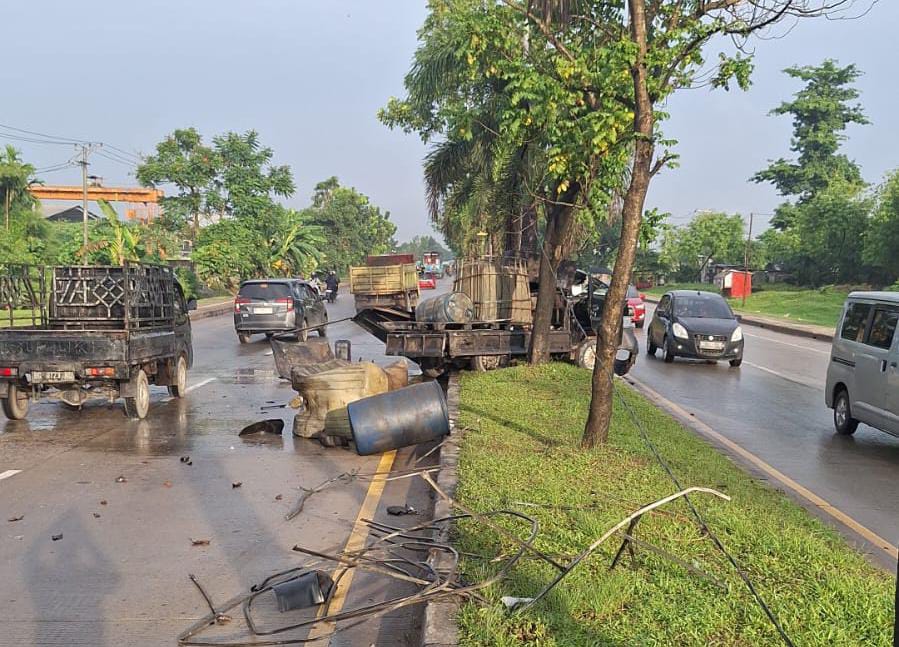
[743,331,830,355]
[185,377,217,393]
[0,469,22,481]
[743,360,823,390]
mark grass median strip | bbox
[454,363,892,646]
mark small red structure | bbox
[721,270,752,299]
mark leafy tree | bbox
[80,200,141,265]
[864,170,899,282]
[659,212,745,282]
[394,235,451,260]
[754,60,868,230]
[303,177,396,273]
[0,146,36,232]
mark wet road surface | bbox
[630,302,899,569]
[0,284,448,646]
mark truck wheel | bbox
[576,339,597,371]
[2,384,30,420]
[167,355,188,398]
[471,355,504,372]
[418,359,445,379]
[238,333,252,344]
[123,369,150,420]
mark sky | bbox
[1,1,895,241]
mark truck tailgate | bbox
[0,329,127,367]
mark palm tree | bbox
[0,146,36,231]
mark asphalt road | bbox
[630,302,899,569]
[0,285,445,646]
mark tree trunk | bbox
[529,183,580,364]
[582,0,654,448]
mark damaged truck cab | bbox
[0,264,196,420]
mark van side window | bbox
[840,302,872,342]
[866,309,899,350]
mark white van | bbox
[825,291,899,436]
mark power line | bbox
[0,122,87,144]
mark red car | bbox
[418,272,437,290]
[627,285,646,328]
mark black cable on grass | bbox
[610,367,796,647]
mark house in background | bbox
[44,205,101,223]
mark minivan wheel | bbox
[238,333,252,344]
[318,314,328,338]
[661,336,675,363]
[833,389,859,435]
[296,319,309,342]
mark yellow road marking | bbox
[628,376,899,561]
[308,450,397,641]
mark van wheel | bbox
[2,384,30,420]
[238,333,252,344]
[167,355,188,398]
[123,370,150,420]
[833,389,859,435]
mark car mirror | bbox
[187,299,198,311]
[734,313,742,322]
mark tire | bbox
[613,358,630,376]
[167,355,188,398]
[576,338,598,371]
[238,333,252,344]
[123,369,150,420]
[419,359,445,379]
[265,332,274,339]
[2,383,30,420]
[296,319,309,342]
[729,358,743,368]
[661,336,675,363]
[318,315,328,338]
[471,355,505,372]
[833,388,859,435]
[647,336,657,356]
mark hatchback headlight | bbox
[731,326,743,342]
[672,322,689,339]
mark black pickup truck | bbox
[0,264,196,420]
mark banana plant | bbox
[79,199,141,265]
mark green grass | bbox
[643,283,851,328]
[455,364,892,646]
[197,295,233,308]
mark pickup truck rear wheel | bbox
[123,369,150,419]
[167,355,188,398]
[2,384,30,420]
[238,333,252,344]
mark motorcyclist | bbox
[325,271,339,299]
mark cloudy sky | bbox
[1,1,893,240]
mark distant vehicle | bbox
[825,291,899,436]
[646,290,743,367]
[0,264,196,420]
[627,285,646,328]
[418,272,437,290]
[423,251,444,279]
[349,255,420,312]
[234,279,327,344]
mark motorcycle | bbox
[324,287,337,303]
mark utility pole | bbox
[76,143,101,250]
[742,212,754,308]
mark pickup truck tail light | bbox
[85,367,116,377]
[234,296,251,313]
[0,367,18,377]
[275,297,294,312]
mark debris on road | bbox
[180,456,190,463]
[238,419,284,436]
[348,381,449,455]
[191,538,211,546]
[501,596,534,611]
[115,475,127,483]
[231,481,242,489]
[7,515,23,522]
[274,494,283,501]
[163,481,173,488]
[386,504,417,516]
[100,499,108,505]
[51,533,63,541]
[93,513,101,519]
[272,570,334,612]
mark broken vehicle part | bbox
[348,380,450,456]
[272,571,335,612]
[238,419,285,436]
[334,339,351,361]
[386,504,417,516]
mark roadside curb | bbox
[190,301,232,320]
[421,372,462,647]
[643,295,835,342]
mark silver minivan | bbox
[825,291,899,436]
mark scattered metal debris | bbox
[386,504,417,516]
[7,515,23,522]
[274,494,283,501]
[51,533,63,541]
[273,571,334,612]
[115,475,127,483]
[93,513,101,519]
[191,538,211,546]
[100,500,108,505]
[231,481,243,489]
[180,456,190,463]
[501,596,534,611]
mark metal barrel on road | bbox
[415,292,474,324]
[347,380,450,456]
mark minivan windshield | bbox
[239,282,292,301]
[674,294,733,319]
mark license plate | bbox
[699,341,725,351]
[31,371,75,383]
[254,307,273,315]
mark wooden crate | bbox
[453,259,532,324]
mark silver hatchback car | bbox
[233,279,328,344]
[825,291,899,436]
